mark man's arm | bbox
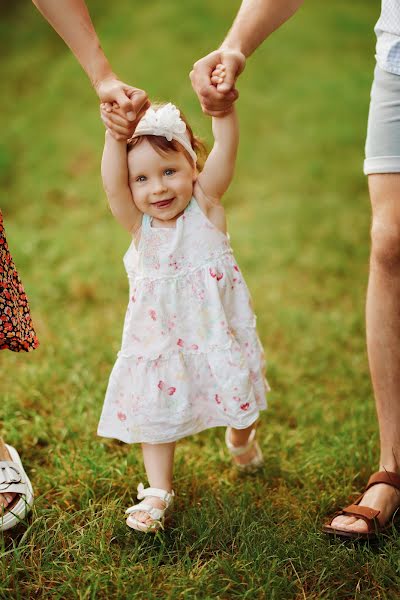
[190,0,304,115]
[222,0,304,59]
[32,0,149,127]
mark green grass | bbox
[1,0,396,598]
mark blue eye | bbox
[164,169,175,176]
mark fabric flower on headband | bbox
[140,103,186,141]
[130,103,197,163]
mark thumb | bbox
[217,54,244,93]
[113,89,136,121]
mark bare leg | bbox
[228,423,259,465]
[132,442,175,526]
[331,174,400,533]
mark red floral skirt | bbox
[0,210,39,352]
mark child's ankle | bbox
[229,425,255,447]
[147,482,173,493]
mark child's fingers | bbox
[213,64,225,73]
[102,121,132,138]
[211,75,223,85]
[211,64,226,81]
[100,101,131,123]
[100,113,132,137]
[100,106,130,127]
[109,103,131,121]
[211,67,225,76]
[211,71,225,81]
[100,102,113,113]
[211,66,226,86]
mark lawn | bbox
[2,1,397,598]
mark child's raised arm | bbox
[101,131,141,234]
[197,106,239,203]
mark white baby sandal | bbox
[225,427,264,473]
[125,483,174,533]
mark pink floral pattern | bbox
[98,198,268,444]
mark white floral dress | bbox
[98,198,269,444]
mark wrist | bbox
[212,106,235,118]
[219,42,247,59]
[105,129,129,145]
[90,58,117,95]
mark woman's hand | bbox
[96,79,150,141]
[97,77,150,140]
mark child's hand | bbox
[209,64,235,116]
[100,101,147,141]
[95,79,148,122]
[190,50,243,116]
[210,63,227,92]
[100,102,132,141]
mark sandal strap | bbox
[225,427,257,457]
[235,442,264,471]
[326,472,400,535]
[341,504,380,533]
[136,483,174,505]
[125,501,165,520]
[366,471,400,492]
[0,461,27,494]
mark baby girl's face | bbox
[128,140,196,223]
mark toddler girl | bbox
[98,67,269,532]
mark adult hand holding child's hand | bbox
[98,78,150,140]
[190,48,245,116]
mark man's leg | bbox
[331,173,400,533]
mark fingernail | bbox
[127,111,135,121]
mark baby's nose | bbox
[152,179,168,193]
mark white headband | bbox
[129,103,197,163]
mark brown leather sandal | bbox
[323,471,400,540]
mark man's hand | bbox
[190,49,246,116]
[96,77,150,139]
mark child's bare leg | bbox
[229,423,259,465]
[133,442,176,526]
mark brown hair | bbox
[127,102,208,171]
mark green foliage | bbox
[2,1,397,598]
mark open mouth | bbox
[153,198,174,209]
